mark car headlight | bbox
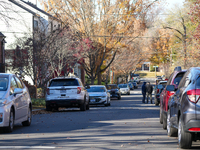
[0,99,7,106]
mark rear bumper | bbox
[183,120,200,132]
[46,99,84,107]
[110,93,120,98]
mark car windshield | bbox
[87,87,106,92]
[106,85,118,90]
[0,77,8,91]
[118,84,128,88]
[49,79,79,86]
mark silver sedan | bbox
[0,73,32,133]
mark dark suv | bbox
[159,66,186,130]
[167,67,200,149]
[106,84,121,100]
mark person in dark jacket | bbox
[146,82,153,103]
[141,82,146,103]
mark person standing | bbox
[146,82,153,104]
[141,82,146,103]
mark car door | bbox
[10,76,23,120]
[15,76,28,118]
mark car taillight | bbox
[157,89,159,93]
[46,88,50,95]
[167,91,175,96]
[77,87,81,94]
[188,127,200,131]
[187,89,200,103]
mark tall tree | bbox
[40,0,159,84]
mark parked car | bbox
[0,73,32,133]
[45,76,90,111]
[159,66,186,130]
[87,85,111,106]
[128,83,134,90]
[156,76,162,80]
[132,74,140,84]
[132,82,138,89]
[154,80,167,106]
[166,67,200,149]
[106,84,121,100]
[118,84,130,95]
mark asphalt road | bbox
[1,82,200,150]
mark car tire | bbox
[86,102,90,110]
[80,102,86,111]
[128,92,130,95]
[167,109,177,137]
[160,108,163,124]
[22,107,32,126]
[118,96,121,100]
[155,98,159,106]
[108,103,111,106]
[6,108,14,133]
[163,114,167,130]
[178,115,192,149]
[46,105,52,111]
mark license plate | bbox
[60,90,66,93]
[90,99,95,103]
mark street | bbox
[0,82,200,150]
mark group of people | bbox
[141,82,153,104]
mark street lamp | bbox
[0,32,6,73]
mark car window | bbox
[87,87,106,92]
[15,77,23,89]
[196,76,200,87]
[106,85,118,89]
[49,79,79,86]
[118,84,128,88]
[173,72,185,86]
[10,77,18,94]
[0,77,8,91]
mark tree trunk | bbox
[98,71,102,85]
[90,77,95,85]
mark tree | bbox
[39,0,159,84]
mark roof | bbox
[8,0,61,22]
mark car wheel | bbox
[160,108,163,124]
[6,108,14,133]
[167,109,177,137]
[178,115,192,149]
[80,102,86,111]
[22,107,32,126]
[155,98,159,106]
[128,92,130,95]
[118,96,121,100]
[86,102,90,110]
[46,104,52,111]
[163,114,167,130]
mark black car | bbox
[166,67,200,149]
[154,80,167,106]
[106,84,121,100]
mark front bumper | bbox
[46,99,84,108]
[0,105,11,127]
[110,93,120,98]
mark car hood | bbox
[119,88,129,90]
[88,92,107,97]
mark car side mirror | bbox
[166,85,175,91]
[13,88,23,96]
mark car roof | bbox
[89,85,105,87]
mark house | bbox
[1,0,85,84]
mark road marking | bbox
[0,146,56,149]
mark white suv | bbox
[45,76,89,111]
